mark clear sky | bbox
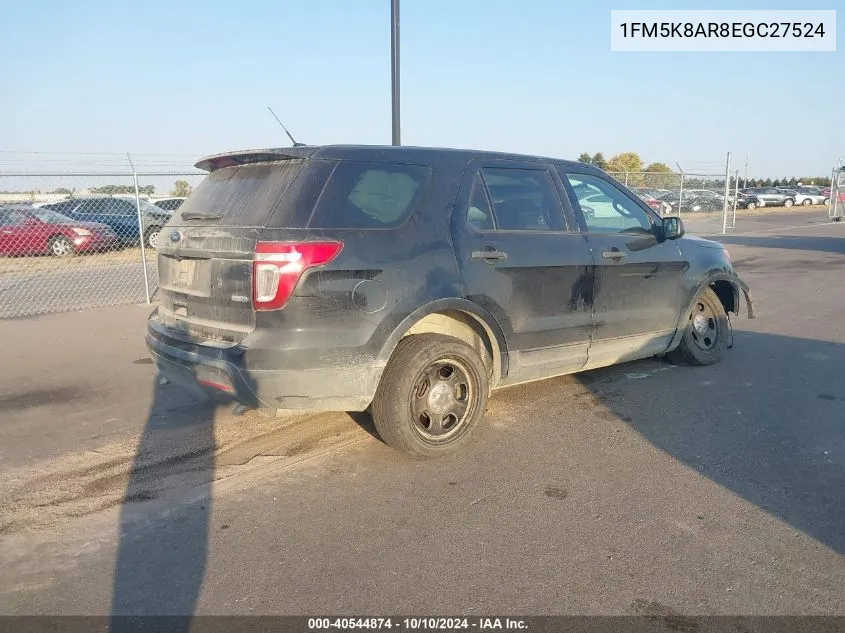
[0,0,841,177]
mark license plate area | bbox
[159,254,212,297]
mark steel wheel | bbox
[409,357,474,441]
[689,300,721,353]
[49,236,74,257]
[146,228,160,249]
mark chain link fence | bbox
[0,171,206,319]
[607,171,733,214]
[829,167,845,221]
[607,170,742,234]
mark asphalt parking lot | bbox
[1,209,844,616]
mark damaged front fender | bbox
[733,276,756,319]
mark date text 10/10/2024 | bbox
[307,618,528,631]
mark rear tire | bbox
[48,235,74,257]
[783,198,794,208]
[668,288,730,366]
[145,227,161,249]
[747,202,757,210]
[371,333,489,458]
[823,198,831,206]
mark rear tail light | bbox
[252,241,343,311]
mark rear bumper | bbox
[145,311,375,412]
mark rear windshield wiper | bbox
[181,211,223,221]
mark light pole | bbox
[390,0,400,145]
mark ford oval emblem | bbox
[169,230,182,243]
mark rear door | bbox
[559,167,685,369]
[760,187,780,204]
[451,160,595,385]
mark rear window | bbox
[308,161,428,229]
[171,161,304,227]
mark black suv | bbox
[147,146,754,457]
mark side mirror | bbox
[662,216,685,240]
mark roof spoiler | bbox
[195,147,317,172]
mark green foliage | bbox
[645,162,672,173]
[89,184,155,196]
[606,152,643,173]
[591,153,608,170]
[577,152,592,164]
[171,180,192,197]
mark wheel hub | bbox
[693,313,708,334]
[427,382,455,415]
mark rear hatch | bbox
[156,158,320,344]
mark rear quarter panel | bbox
[250,155,469,388]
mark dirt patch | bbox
[0,407,370,536]
[0,385,86,412]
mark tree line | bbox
[45,180,193,197]
[577,151,832,187]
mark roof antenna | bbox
[267,106,305,147]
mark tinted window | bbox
[0,210,28,226]
[111,199,138,215]
[480,168,563,231]
[76,199,126,215]
[564,172,653,234]
[75,200,103,214]
[466,174,494,231]
[31,208,74,224]
[155,199,183,211]
[309,161,428,229]
[43,200,81,214]
[172,161,305,227]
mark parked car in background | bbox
[734,192,762,209]
[635,191,672,216]
[740,187,796,208]
[147,144,754,457]
[39,196,171,248]
[658,191,721,213]
[790,186,828,206]
[686,189,726,210]
[634,187,672,200]
[153,197,186,212]
[0,205,117,257]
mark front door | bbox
[451,161,595,385]
[559,168,686,370]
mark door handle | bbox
[601,250,627,260]
[471,249,508,261]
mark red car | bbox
[0,205,118,256]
